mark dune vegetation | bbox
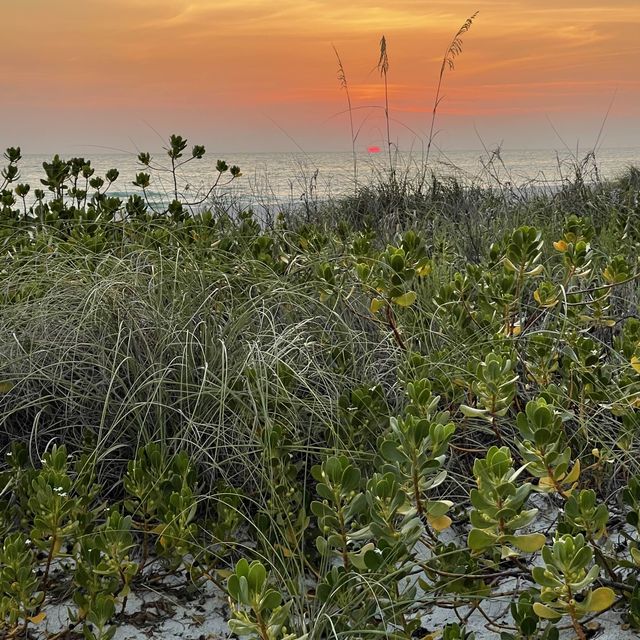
[0,131,640,640]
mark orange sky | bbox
[1,1,639,153]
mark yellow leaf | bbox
[0,382,12,394]
[586,587,616,613]
[533,288,558,308]
[526,264,544,277]
[506,322,522,337]
[631,547,640,566]
[28,612,46,624]
[427,514,452,532]
[533,603,562,620]
[511,533,546,553]
[370,297,386,313]
[553,240,568,252]
[392,291,417,308]
[503,258,517,272]
[500,545,518,559]
[563,459,581,485]
[631,356,640,374]
[538,476,555,492]
[416,263,432,277]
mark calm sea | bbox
[10,147,640,212]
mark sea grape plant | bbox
[460,352,518,442]
[311,455,366,570]
[622,475,640,567]
[27,444,89,586]
[502,592,559,640]
[0,534,44,637]
[82,594,117,640]
[553,214,594,282]
[73,511,138,620]
[515,397,580,496]
[378,411,455,531]
[227,559,295,640]
[467,446,546,556]
[532,534,616,638]
[421,541,490,598]
[560,489,609,541]
[123,444,198,571]
[355,230,431,348]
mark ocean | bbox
[8,147,640,212]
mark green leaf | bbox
[315,536,328,556]
[356,263,371,281]
[311,501,334,519]
[379,440,404,463]
[341,466,361,492]
[260,589,281,611]
[235,557,249,578]
[349,542,375,570]
[229,619,260,636]
[227,574,240,600]
[468,528,496,551]
[426,500,453,517]
[239,575,250,605]
[459,404,489,419]
[269,600,292,627]
[364,548,383,571]
[248,561,266,593]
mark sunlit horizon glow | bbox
[1,1,639,154]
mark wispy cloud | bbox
[1,0,639,150]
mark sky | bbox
[1,1,640,154]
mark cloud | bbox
[1,0,639,151]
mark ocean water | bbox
[9,147,640,212]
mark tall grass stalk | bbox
[377,35,394,178]
[333,46,358,192]
[425,12,479,168]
